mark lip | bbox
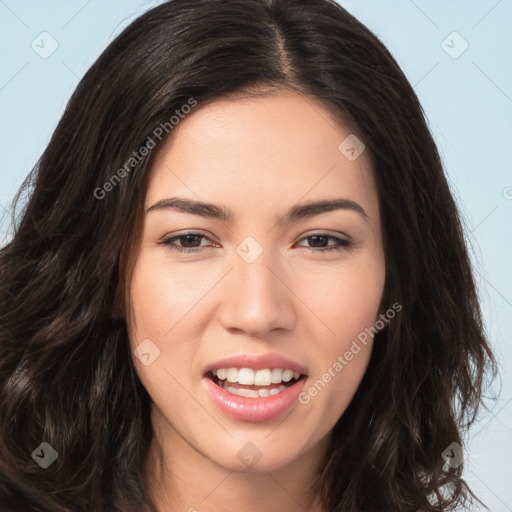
[203,353,309,375]
[201,374,307,422]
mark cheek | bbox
[127,255,198,383]
[128,253,208,339]
[298,254,384,410]
[127,256,201,417]
[300,258,385,341]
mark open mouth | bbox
[205,369,307,398]
[202,365,309,422]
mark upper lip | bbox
[203,354,309,376]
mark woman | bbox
[0,0,497,511]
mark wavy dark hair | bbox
[0,0,498,511]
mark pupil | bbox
[310,235,327,247]
[183,234,200,247]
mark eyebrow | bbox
[146,196,369,223]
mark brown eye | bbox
[296,233,351,253]
[158,232,213,253]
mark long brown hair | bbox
[0,1,497,510]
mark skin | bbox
[126,89,386,512]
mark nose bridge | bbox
[219,239,294,336]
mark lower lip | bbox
[201,376,307,423]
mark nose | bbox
[218,249,296,338]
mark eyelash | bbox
[158,231,352,254]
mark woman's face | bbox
[128,90,385,474]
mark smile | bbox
[210,367,303,397]
[202,368,308,422]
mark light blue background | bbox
[0,1,511,510]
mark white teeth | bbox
[282,370,294,382]
[237,368,254,385]
[223,383,287,398]
[226,368,238,383]
[254,369,272,386]
[271,368,283,383]
[213,367,302,386]
[235,387,259,398]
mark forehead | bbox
[145,90,378,221]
